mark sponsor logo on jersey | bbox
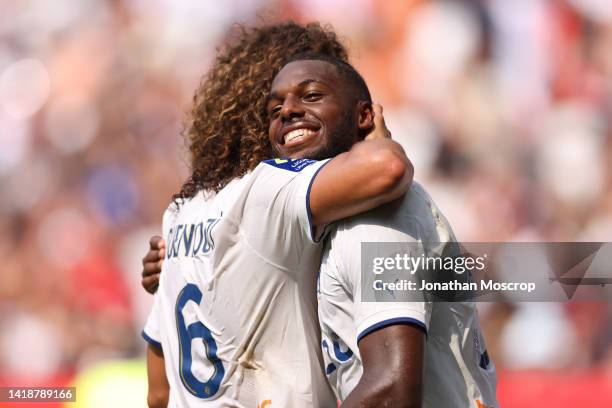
[263,158,317,172]
[257,399,272,407]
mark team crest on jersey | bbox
[263,158,317,172]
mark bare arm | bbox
[341,325,425,408]
[309,104,413,226]
[146,344,169,408]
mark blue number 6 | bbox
[176,283,224,398]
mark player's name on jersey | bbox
[166,218,221,259]
[373,279,536,293]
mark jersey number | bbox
[322,338,353,375]
[176,283,225,398]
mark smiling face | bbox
[267,60,369,160]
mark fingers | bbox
[375,103,391,138]
[142,258,163,277]
[142,274,160,294]
[142,235,165,294]
[142,247,165,266]
[366,103,392,140]
[373,103,384,128]
[150,235,165,250]
[143,236,165,265]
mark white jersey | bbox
[318,183,498,407]
[143,158,336,408]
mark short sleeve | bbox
[237,158,331,269]
[331,214,432,344]
[264,158,330,242]
[142,291,162,349]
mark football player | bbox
[268,54,498,408]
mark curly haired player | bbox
[141,22,412,408]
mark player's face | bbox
[267,60,359,160]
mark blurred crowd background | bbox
[1,0,611,406]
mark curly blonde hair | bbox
[175,22,348,201]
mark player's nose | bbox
[279,94,305,122]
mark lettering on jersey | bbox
[166,217,221,259]
[263,158,317,172]
[257,400,272,408]
[322,338,354,376]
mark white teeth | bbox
[284,128,315,144]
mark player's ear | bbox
[357,101,374,140]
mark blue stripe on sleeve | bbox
[305,160,332,243]
[142,330,162,350]
[357,317,427,343]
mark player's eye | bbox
[269,105,282,118]
[303,92,323,102]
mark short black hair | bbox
[285,52,372,104]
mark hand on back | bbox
[141,236,165,294]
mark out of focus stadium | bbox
[0,0,611,407]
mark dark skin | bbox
[146,344,169,408]
[267,60,411,226]
[141,236,165,293]
[142,60,423,406]
[267,60,364,160]
[343,326,424,408]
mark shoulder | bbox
[252,158,329,186]
[406,182,457,242]
[331,181,452,243]
[259,158,321,173]
[162,200,182,225]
